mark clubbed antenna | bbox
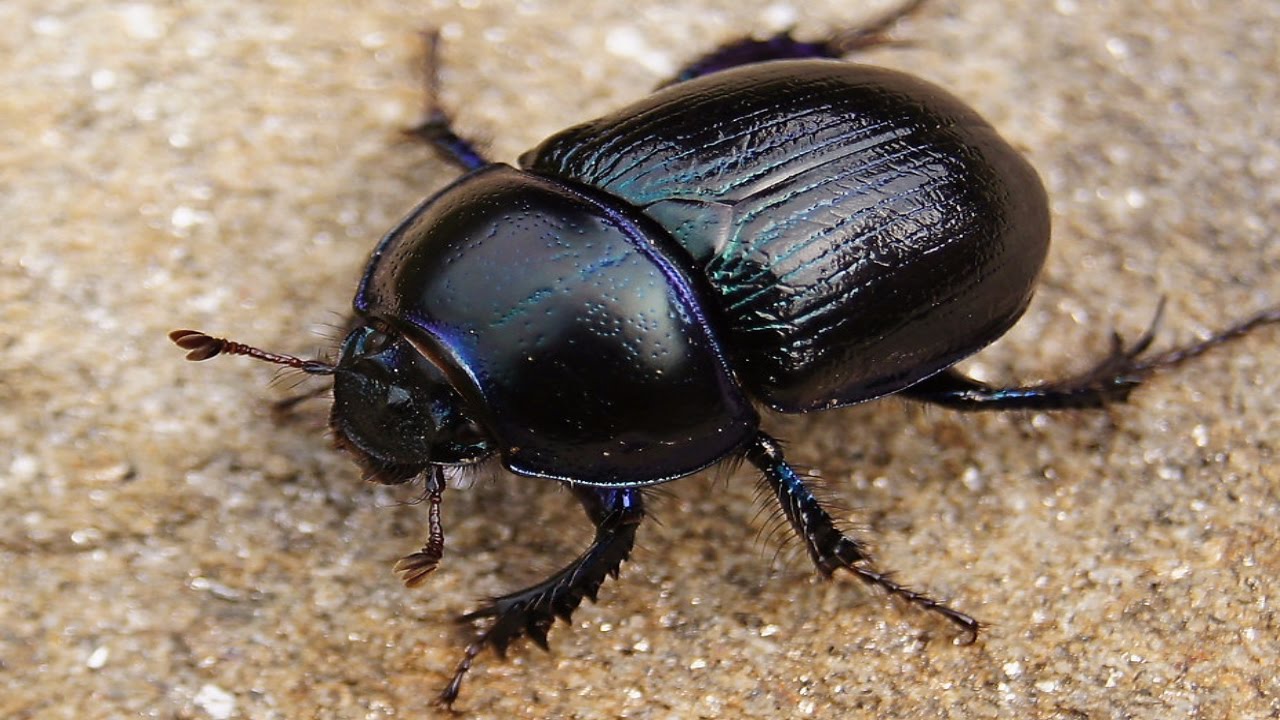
[394,468,448,588]
[168,329,335,375]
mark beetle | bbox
[170,0,1279,706]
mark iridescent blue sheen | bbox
[355,165,757,485]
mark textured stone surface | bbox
[3,1,1278,718]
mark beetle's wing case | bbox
[524,60,1051,411]
[355,165,758,485]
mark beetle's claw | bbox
[1058,296,1279,405]
[437,639,484,709]
[438,582,604,706]
[1121,300,1280,379]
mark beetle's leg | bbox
[903,303,1280,411]
[440,486,644,707]
[664,0,928,85]
[404,29,490,171]
[394,468,448,587]
[744,432,980,643]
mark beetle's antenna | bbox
[169,329,336,375]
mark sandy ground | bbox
[3,1,1278,718]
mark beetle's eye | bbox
[361,327,394,356]
[458,418,485,443]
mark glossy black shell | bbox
[356,166,758,484]
[526,60,1051,411]
[356,59,1050,485]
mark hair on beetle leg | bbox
[750,462,868,573]
[744,433,980,642]
[701,449,746,492]
[750,479,799,556]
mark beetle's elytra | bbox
[170,1,1279,706]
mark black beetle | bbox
[171,1,1279,706]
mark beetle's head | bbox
[169,324,491,485]
[329,323,490,482]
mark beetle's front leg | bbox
[440,485,645,707]
[744,432,980,643]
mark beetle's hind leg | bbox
[440,486,644,707]
[745,432,980,643]
[902,302,1280,412]
[664,0,929,85]
[404,29,490,171]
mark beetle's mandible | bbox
[170,1,1279,706]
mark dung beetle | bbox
[170,0,1279,706]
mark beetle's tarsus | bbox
[902,299,1280,412]
[1039,298,1169,404]
[438,640,484,710]
[1125,302,1280,377]
[438,486,644,706]
[745,432,981,642]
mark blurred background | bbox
[2,1,1277,717]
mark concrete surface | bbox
[3,1,1278,718]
